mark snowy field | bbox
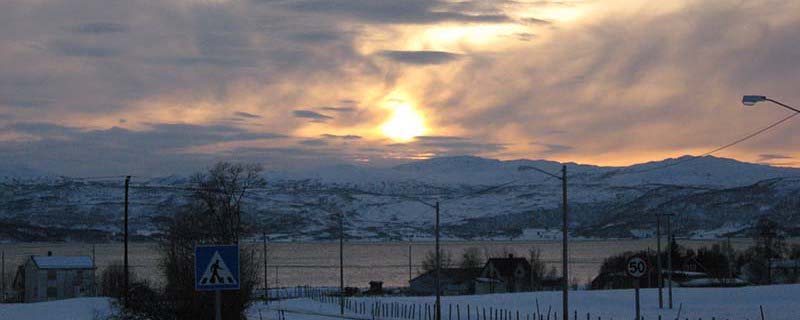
[254,285,800,320]
[0,297,116,320]
[2,285,798,320]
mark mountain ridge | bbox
[1,155,799,242]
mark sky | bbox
[1,0,800,176]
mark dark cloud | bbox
[10,122,286,149]
[758,154,793,161]
[530,142,574,154]
[415,136,468,142]
[234,111,262,119]
[513,33,536,41]
[0,122,289,175]
[319,106,356,112]
[285,0,510,24]
[293,110,333,121]
[520,17,551,25]
[0,98,51,109]
[72,22,128,34]
[379,50,462,65]
[49,41,120,58]
[287,31,342,43]
[321,133,362,140]
[299,139,328,146]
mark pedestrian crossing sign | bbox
[195,244,240,291]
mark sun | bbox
[381,102,427,142]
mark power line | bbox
[617,112,800,175]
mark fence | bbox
[268,286,758,320]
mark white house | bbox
[15,253,95,302]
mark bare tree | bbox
[460,247,483,269]
[529,247,548,290]
[421,250,453,273]
[159,162,265,320]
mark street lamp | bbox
[742,95,800,112]
[518,164,568,320]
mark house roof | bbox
[31,256,94,269]
[412,268,483,284]
[485,256,531,277]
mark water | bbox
[0,239,759,289]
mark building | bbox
[770,259,800,284]
[13,252,96,302]
[591,270,746,290]
[474,277,505,294]
[409,268,482,296]
[478,254,531,293]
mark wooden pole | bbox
[561,165,569,320]
[656,214,663,309]
[123,175,130,309]
[340,211,344,315]
[262,232,269,303]
[435,202,442,320]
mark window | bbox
[47,270,57,281]
[47,287,57,298]
[75,271,83,285]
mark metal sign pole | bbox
[635,280,640,320]
[215,290,222,320]
[626,256,647,320]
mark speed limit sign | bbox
[626,256,649,278]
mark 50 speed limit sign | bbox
[626,256,649,278]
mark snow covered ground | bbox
[2,286,797,320]
[253,285,800,320]
[0,297,116,320]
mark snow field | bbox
[264,285,800,320]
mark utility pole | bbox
[1,250,4,302]
[666,214,673,309]
[408,238,413,283]
[656,214,663,309]
[339,211,344,315]
[123,175,130,309]
[262,232,269,303]
[435,201,441,320]
[92,244,97,296]
[561,165,568,320]
[517,164,569,320]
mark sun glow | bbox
[381,102,427,142]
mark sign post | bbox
[196,245,240,320]
[626,256,648,320]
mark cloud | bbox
[293,110,334,122]
[530,142,574,154]
[321,133,362,140]
[319,106,356,113]
[286,31,342,43]
[0,98,51,109]
[520,17,551,25]
[379,50,462,65]
[758,154,793,161]
[299,139,328,146]
[3,0,800,174]
[234,111,262,119]
[49,41,120,58]
[284,0,510,24]
[0,122,289,175]
[72,22,128,34]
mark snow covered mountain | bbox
[1,155,799,242]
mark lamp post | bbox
[742,95,800,112]
[518,164,568,320]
